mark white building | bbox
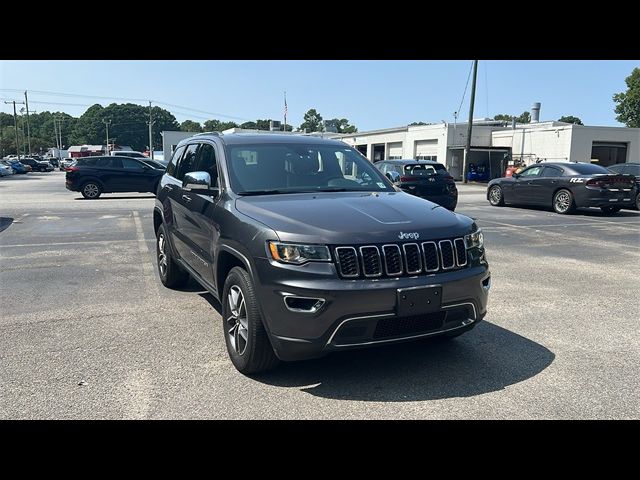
[336,120,639,180]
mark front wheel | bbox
[601,206,621,215]
[222,267,279,375]
[488,185,504,206]
[553,189,575,214]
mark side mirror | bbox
[183,171,219,196]
[512,173,521,179]
[387,171,401,183]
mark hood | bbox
[236,191,475,244]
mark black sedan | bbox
[608,163,640,210]
[487,162,637,215]
[375,159,458,211]
[20,157,54,172]
[65,156,164,199]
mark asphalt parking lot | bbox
[1,172,639,419]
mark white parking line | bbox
[133,211,161,296]
[0,239,142,248]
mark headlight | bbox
[464,228,484,249]
[268,241,331,264]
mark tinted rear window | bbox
[76,158,98,166]
[626,164,640,176]
[403,163,447,175]
[567,163,610,174]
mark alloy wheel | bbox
[157,233,168,278]
[489,186,501,205]
[555,191,571,213]
[226,285,249,355]
[83,183,99,198]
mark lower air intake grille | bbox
[373,312,446,339]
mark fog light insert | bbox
[284,296,325,313]
[482,276,491,290]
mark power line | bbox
[0,88,147,103]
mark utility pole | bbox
[148,101,155,159]
[4,100,25,160]
[24,91,32,155]
[57,116,63,150]
[103,119,111,155]
[463,60,478,184]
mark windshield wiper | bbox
[236,189,317,196]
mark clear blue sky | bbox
[1,60,638,130]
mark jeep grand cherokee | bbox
[153,133,490,374]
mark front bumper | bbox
[253,257,490,361]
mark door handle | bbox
[165,184,175,191]
[182,195,192,202]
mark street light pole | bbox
[148,101,155,159]
[463,60,478,184]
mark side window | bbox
[542,166,562,177]
[175,144,199,181]
[195,143,219,186]
[122,158,144,170]
[520,166,543,177]
[95,157,113,168]
[166,145,186,178]
[627,164,640,176]
[378,163,388,174]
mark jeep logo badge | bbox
[398,231,420,240]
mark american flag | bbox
[284,92,288,117]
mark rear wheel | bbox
[81,181,102,199]
[635,192,640,210]
[156,223,190,288]
[222,267,279,375]
[553,189,575,214]
[601,206,621,215]
[488,185,504,206]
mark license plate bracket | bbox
[396,286,442,316]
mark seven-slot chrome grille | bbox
[334,238,468,279]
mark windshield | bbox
[226,143,394,194]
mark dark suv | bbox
[65,156,164,199]
[375,159,458,210]
[153,133,490,374]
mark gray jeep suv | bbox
[153,133,491,374]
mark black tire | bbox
[80,181,102,199]
[156,223,190,288]
[635,192,640,210]
[488,185,505,206]
[222,266,279,374]
[553,189,575,214]
[601,206,621,215]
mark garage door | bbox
[387,142,403,159]
[414,140,438,159]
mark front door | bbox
[513,165,543,204]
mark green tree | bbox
[203,119,238,132]
[516,111,531,124]
[299,109,323,132]
[326,118,357,133]
[558,115,583,125]
[240,121,257,129]
[409,121,428,126]
[255,119,271,130]
[613,67,640,128]
[493,114,513,121]
[180,120,202,132]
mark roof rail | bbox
[194,131,221,137]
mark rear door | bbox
[119,158,152,191]
[534,165,564,205]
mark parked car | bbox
[65,155,164,199]
[607,163,640,210]
[375,159,458,211]
[60,158,75,170]
[487,162,637,214]
[0,163,13,176]
[5,159,29,174]
[153,133,490,374]
[110,150,147,158]
[20,157,54,172]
